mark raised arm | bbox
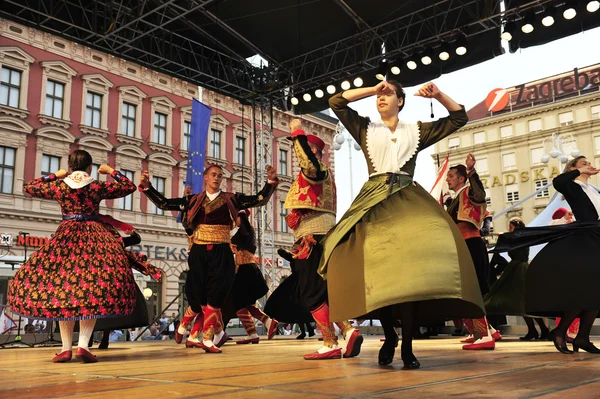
[466,154,486,204]
[138,171,187,211]
[552,170,581,193]
[96,165,136,199]
[328,91,371,144]
[236,165,279,209]
[23,170,66,200]
[415,83,468,149]
[289,119,326,181]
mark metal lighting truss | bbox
[0,0,551,103]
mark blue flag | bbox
[186,99,211,194]
[177,99,210,223]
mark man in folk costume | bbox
[284,118,363,360]
[139,164,279,353]
[445,153,501,350]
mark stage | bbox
[1,335,599,398]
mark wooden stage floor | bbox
[1,335,600,398]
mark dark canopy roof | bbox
[2,0,598,113]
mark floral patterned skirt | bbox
[8,220,137,320]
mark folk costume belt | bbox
[62,214,99,221]
[191,224,230,245]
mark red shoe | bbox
[185,340,204,348]
[52,350,72,363]
[267,319,278,340]
[174,330,185,344]
[343,329,363,358]
[75,347,98,363]
[462,340,495,350]
[304,348,342,360]
[492,331,503,342]
[460,337,475,344]
[199,342,222,353]
[236,337,260,344]
[380,338,386,342]
[215,332,229,348]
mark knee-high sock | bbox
[399,303,416,359]
[215,308,225,334]
[180,306,199,333]
[202,305,220,341]
[247,305,269,324]
[77,319,97,351]
[236,308,257,335]
[58,320,75,353]
[471,317,489,338]
[334,321,354,337]
[189,312,205,340]
[310,303,338,348]
[463,319,474,335]
[380,305,398,341]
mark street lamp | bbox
[333,123,361,198]
[143,287,153,299]
[540,132,580,168]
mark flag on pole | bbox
[186,99,211,194]
[177,99,211,223]
[429,156,450,205]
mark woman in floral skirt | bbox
[8,150,137,363]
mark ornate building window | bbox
[39,61,77,129]
[149,96,176,153]
[0,46,34,119]
[79,74,113,138]
[116,86,146,146]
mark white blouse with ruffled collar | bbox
[365,120,420,177]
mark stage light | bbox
[315,89,324,98]
[501,21,515,41]
[420,48,433,65]
[326,84,336,94]
[542,6,556,26]
[407,55,418,70]
[521,13,535,33]
[375,60,388,81]
[390,65,401,75]
[438,42,451,61]
[303,93,312,102]
[563,1,577,19]
[588,1,600,12]
[353,77,364,87]
[341,80,351,90]
[455,34,467,56]
[291,97,299,105]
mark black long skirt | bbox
[232,263,269,310]
[264,273,313,323]
[525,230,600,316]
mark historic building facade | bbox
[433,64,600,237]
[0,18,337,319]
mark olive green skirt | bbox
[319,175,485,324]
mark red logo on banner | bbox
[485,88,509,112]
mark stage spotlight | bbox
[315,89,324,98]
[291,97,299,105]
[455,34,467,56]
[438,42,451,61]
[341,80,351,90]
[353,77,364,87]
[420,48,433,65]
[407,55,418,70]
[390,65,401,75]
[588,1,600,12]
[375,60,388,81]
[542,6,556,26]
[521,13,535,33]
[326,84,336,94]
[501,21,515,41]
[563,1,577,19]
[303,93,312,102]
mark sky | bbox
[331,26,600,218]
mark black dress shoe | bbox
[549,330,573,354]
[378,335,399,366]
[519,331,539,341]
[401,345,420,370]
[573,339,600,354]
[296,333,306,340]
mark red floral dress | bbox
[8,170,138,321]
